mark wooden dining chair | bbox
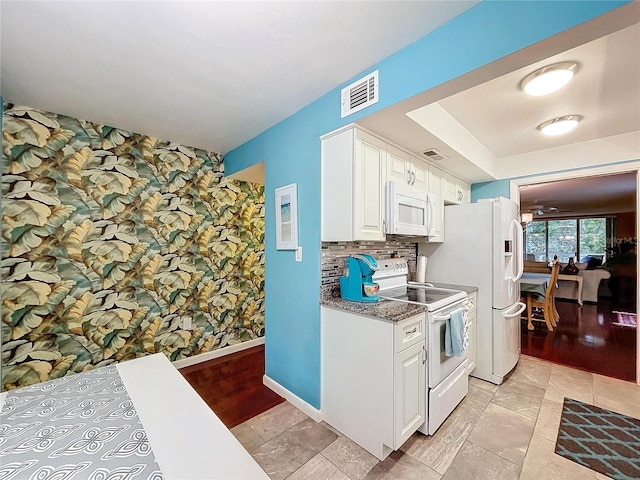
[526,263,560,331]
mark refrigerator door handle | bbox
[504,301,526,318]
[511,219,524,281]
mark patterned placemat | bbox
[1,365,164,479]
[555,397,640,480]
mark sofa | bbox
[523,260,611,303]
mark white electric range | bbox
[373,258,473,435]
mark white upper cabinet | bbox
[321,124,470,242]
[386,145,428,191]
[443,172,471,205]
[427,165,445,242]
[322,126,387,242]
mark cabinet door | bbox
[387,145,411,185]
[427,166,445,242]
[387,146,428,190]
[457,184,470,204]
[443,173,471,205]
[411,157,429,191]
[393,341,426,448]
[443,174,459,204]
[354,130,387,241]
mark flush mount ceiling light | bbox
[521,213,533,223]
[520,62,579,96]
[537,115,583,136]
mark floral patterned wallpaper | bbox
[1,104,265,390]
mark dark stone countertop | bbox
[320,283,478,322]
[321,296,426,322]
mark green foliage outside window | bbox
[580,219,607,259]
[525,221,547,261]
[525,218,607,262]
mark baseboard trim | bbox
[173,337,265,369]
[263,375,321,422]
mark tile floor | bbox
[231,355,640,480]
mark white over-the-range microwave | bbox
[385,180,436,237]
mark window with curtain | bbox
[525,217,609,262]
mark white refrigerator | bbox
[419,197,526,384]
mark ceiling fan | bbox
[527,204,572,216]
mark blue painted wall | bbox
[471,180,512,202]
[224,1,628,409]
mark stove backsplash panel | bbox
[321,240,418,300]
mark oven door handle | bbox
[430,302,472,323]
[430,314,450,323]
[503,301,526,318]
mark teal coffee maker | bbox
[340,254,380,302]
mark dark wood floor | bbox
[179,344,284,428]
[521,298,637,382]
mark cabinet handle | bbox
[422,345,427,364]
[411,171,416,185]
[406,327,417,335]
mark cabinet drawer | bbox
[427,358,469,435]
[394,314,425,353]
[466,292,477,312]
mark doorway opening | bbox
[511,166,639,383]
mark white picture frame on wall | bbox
[275,183,298,250]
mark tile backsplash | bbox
[321,240,418,299]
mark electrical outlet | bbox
[295,246,303,262]
[183,316,192,330]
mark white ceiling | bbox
[2,0,638,216]
[519,172,636,218]
[359,3,640,184]
[437,24,640,160]
[0,0,477,154]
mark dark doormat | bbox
[612,311,637,328]
[555,397,640,479]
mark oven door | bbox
[385,181,433,236]
[427,299,470,388]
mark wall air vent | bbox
[340,70,379,118]
[420,148,448,161]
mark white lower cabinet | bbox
[394,341,426,447]
[321,307,426,461]
[466,292,478,374]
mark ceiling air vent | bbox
[420,148,448,161]
[341,70,379,118]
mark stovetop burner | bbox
[372,258,465,311]
[379,284,466,311]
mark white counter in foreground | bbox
[117,353,269,479]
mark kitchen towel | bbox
[445,308,465,357]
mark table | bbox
[520,272,549,296]
[520,272,558,331]
[0,354,269,480]
[557,273,583,305]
